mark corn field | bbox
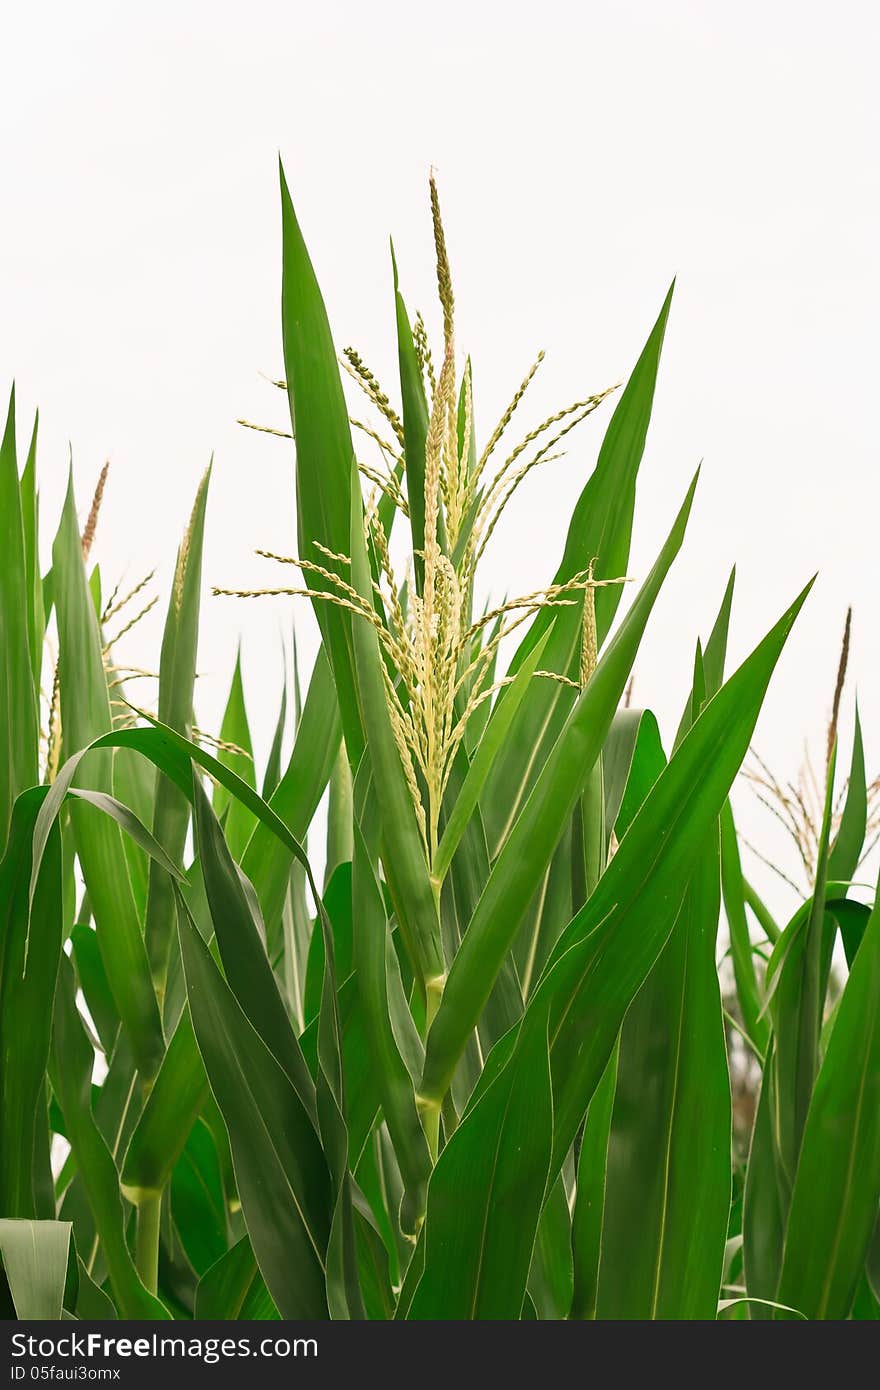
[1,168,878,1324]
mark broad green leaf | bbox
[170,1119,227,1276]
[601,707,648,852]
[614,708,666,839]
[409,1009,552,1319]
[121,1006,207,1199]
[241,646,340,953]
[850,1272,880,1319]
[50,955,169,1319]
[570,1045,618,1319]
[74,1256,117,1320]
[527,1176,573,1320]
[777,888,880,1318]
[833,898,873,969]
[299,974,381,1172]
[514,825,574,1001]
[279,162,363,762]
[596,833,731,1318]
[195,1235,279,1320]
[742,1063,787,1316]
[176,889,332,1318]
[0,1220,70,1320]
[192,775,316,1116]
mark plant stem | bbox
[134,1193,161,1294]
[418,1097,441,1164]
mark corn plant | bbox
[1,167,879,1322]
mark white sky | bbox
[1,1,878,914]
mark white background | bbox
[2,1,878,912]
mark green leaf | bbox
[0,790,63,1217]
[614,708,666,839]
[776,888,880,1318]
[74,1256,117,1319]
[310,849,367,1320]
[170,1119,227,1276]
[0,1220,70,1320]
[433,631,551,883]
[19,410,44,692]
[191,775,317,1115]
[213,648,257,860]
[195,1236,279,1320]
[409,1008,553,1318]
[464,576,810,1310]
[304,862,353,1025]
[261,671,288,801]
[527,1175,573,1320]
[0,386,39,849]
[176,888,332,1318]
[601,708,648,852]
[596,832,731,1318]
[570,1045,618,1319]
[241,646,340,953]
[721,801,770,1056]
[701,566,736,700]
[51,472,163,1079]
[121,1006,207,1200]
[279,162,363,762]
[766,743,838,1190]
[50,955,169,1319]
[828,706,867,884]
[145,466,211,1000]
[352,825,431,1235]
[540,582,810,1173]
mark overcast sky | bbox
[2,2,878,910]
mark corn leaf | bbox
[279,163,363,762]
[0,387,39,849]
[51,473,163,1079]
[0,1220,71,1320]
[777,890,880,1318]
